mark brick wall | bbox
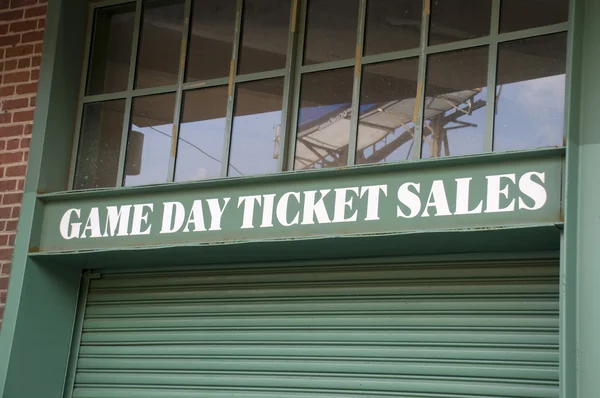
[0,0,47,329]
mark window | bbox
[72,0,570,189]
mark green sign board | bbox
[38,156,562,253]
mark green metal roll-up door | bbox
[68,259,559,398]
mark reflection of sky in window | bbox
[229,110,282,177]
[175,118,225,182]
[124,123,170,187]
[124,75,565,186]
[495,75,564,151]
[298,103,348,128]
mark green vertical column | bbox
[0,0,86,396]
[563,0,600,396]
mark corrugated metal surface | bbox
[70,260,559,398]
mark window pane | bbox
[124,93,176,186]
[303,0,360,65]
[494,33,567,152]
[238,0,291,75]
[86,3,136,96]
[175,87,229,182]
[74,100,126,189]
[135,0,185,89]
[423,47,488,158]
[364,0,421,56]
[229,78,285,177]
[186,0,236,83]
[500,0,569,33]
[295,67,354,170]
[357,58,419,165]
[429,0,492,46]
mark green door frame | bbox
[0,0,597,397]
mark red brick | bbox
[33,42,42,54]
[0,153,21,165]
[10,0,37,7]
[31,55,40,67]
[2,263,10,275]
[2,70,30,85]
[28,96,35,106]
[5,220,17,232]
[2,192,21,204]
[30,68,38,80]
[0,85,15,96]
[7,234,14,246]
[6,139,18,150]
[23,151,27,161]
[24,5,46,18]
[0,207,10,218]
[0,291,7,305]
[5,165,25,177]
[0,141,6,151]
[0,33,18,47]
[23,124,31,135]
[0,180,16,192]
[13,110,33,122]
[10,206,19,218]
[0,125,22,138]
[5,44,33,58]
[17,57,29,68]
[2,97,28,110]
[0,251,11,263]
[0,24,7,35]
[9,20,36,33]
[0,113,10,124]
[20,137,29,148]
[21,30,44,43]
[16,179,23,190]
[3,59,16,71]
[37,18,44,29]
[0,9,22,22]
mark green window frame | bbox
[68,0,570,190]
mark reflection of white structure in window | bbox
[295,88,486,170]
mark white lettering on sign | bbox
[302,190,332,225]
[519,172,547,210]
[58,171,551,241]
[454,178,483,215]
[361,185,388,221]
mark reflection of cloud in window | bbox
[495,75,565,151]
